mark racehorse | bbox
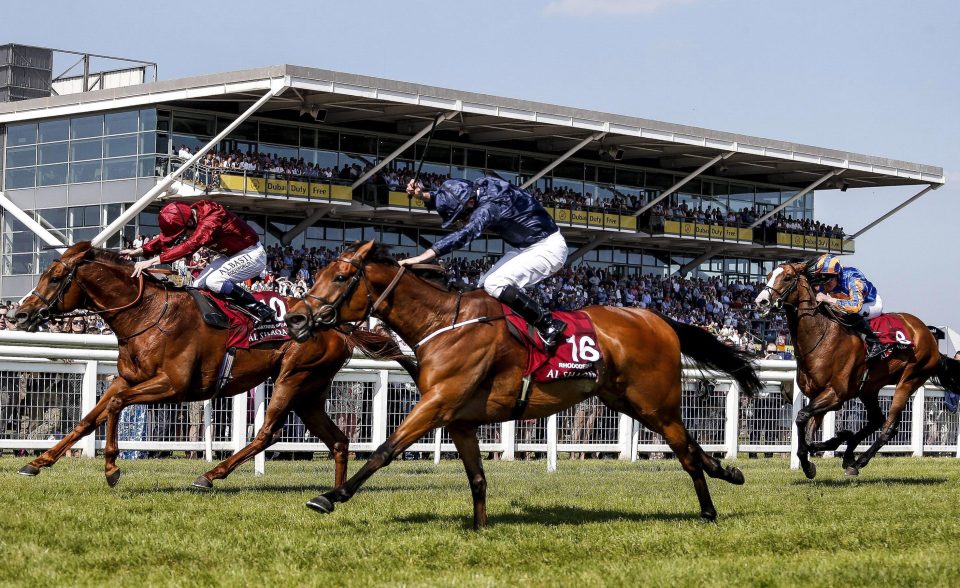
[13,241,415,489]
[284,241,763,528]
[755,260,960,478]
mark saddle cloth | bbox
[869,313,912,349]
[502,305,602,384]
[200,290,290,350]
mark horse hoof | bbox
[306,495,334,514]
[18,464,41,477]
[700,509,717,522]
[726,466,745,485]
[105,470,122,488]
[802,462,817,480]
[191,476,213,490]
[844,466,860,477]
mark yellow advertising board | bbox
[739,228,752,241]
[830,238,841,251]
[620,216,637,230]
[387,191,427,208]
[604,214,620,229]
[664,220,681,234]
[220,174,245,191]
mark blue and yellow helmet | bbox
[812,254,842,276]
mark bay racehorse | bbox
[284,241,763,528]
[755,261,960,478]
[13,241,415,489]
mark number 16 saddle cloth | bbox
[501,305,603,384]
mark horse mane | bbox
[344,240,451,292]
[88,246,134,267]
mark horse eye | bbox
[783,275,794,281]
[333,274,347,283]
[49,275,62,284]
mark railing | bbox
[5,331,954,474]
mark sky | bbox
[2,0,958,325]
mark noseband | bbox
[301,256,412,328]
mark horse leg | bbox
[794,390,842,480]
[852,377,924,473]
[659,417,716,521]
[840,393,884,473]
[292,393,351,487]
[689,438,745,485]
[192,389,296,489]
[102,376,176,487]
[19,377,129,476]
[306,395,450,514]
[448,423,488,530]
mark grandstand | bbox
[0,61,945,349]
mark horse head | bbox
[754,261,814,317]
[286,240,391,342]
[15,242,101,331]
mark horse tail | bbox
[656,312,763,397]
[344,328,419,381]
[930,354,960,393]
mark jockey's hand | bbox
[131,256,160,278]
[815,292,834,304]
[119,248,142,260]
[405,179,429,200]
[399,250,437,267]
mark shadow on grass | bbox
[394,504,726,529]
[141,482,425,495]
[791,477,948,487]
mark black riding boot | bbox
[498,285,567,354]
[224,286,275,323]
[848,312,883,361]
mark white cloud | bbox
[544,0,697,17]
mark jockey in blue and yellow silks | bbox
[810,253,884,360]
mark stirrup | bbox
[538,318,567,354]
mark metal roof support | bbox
[566,234,613,264]
[633,152,734,217]
[850,183,939,239]
[748,169,842,229]
[351,111,460,190]
[281,205,335,246]
[520,132,606,190]
[91,80,288,247]
[0,191,67,250]
[676,246,726,277]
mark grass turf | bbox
[1,455,958,587]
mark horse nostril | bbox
[286,314,306,327]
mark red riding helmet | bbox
[158,202,194,240]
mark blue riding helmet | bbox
[432,179,478,228]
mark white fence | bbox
[1,331,959,475]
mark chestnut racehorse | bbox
[755,261,960,478]
[285,241,763,528]
[13,242,414,489]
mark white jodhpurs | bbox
[859,296,883,319]
[480,231,567,298]
[195,243,267,294]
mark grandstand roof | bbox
[0,64,944,189]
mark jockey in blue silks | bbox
[810,253,884,360]
[403,176,568,353]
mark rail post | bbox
[501,420,515,461]
[253,383,266,476]
[618,413,633,460]
[433,428,442,465]
[911,386,925,457]
[547,414,558,473]
[822,411,836,458]
[79,361,98,457]
[789,376,803,470]
[725,382,740,460]
[372,370,389,447]
[203,399,213,462]
[231,392,246,455]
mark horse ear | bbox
[353,240,377,260]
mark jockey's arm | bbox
[429,204,497,258]
[158,207,226,264]
[820,278,865,314]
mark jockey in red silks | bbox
[810,253,884,360]
[120,200,275,322]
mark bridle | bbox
[28,256,155,335]
[301,255,411,328]
[761,266,835,358]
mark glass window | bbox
[616,168,643,188]
[39,119,70,143]
[139,109,158,132]
[70,160,102,183]
[71,227,99,242]
[4,167,36,189]
[259,123,299,146]
[71,138,102,161]
[7,123,37,146]
[259,143,298,160]
[315,130,339,150]
[466,149,485,169]
[6,145,36,167]
[8,253,35,275]
[38,164,68,186]
[340,133,376,156]
[756,190,780,205]
[217,118,257,141]
[378,137,414,161]
[39,142,69,165]
[172,112,215,136]
[487,152,518,173]
[138,156,159,177]
[105,111,138,135]
[172,134,207,153]
[37,208,67,228]
[71,115,104,139]
[104,135,138,158]
[103,157,137,180]
[70,205,101,227]
[10,231,35,253]
[300,148,338,169]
